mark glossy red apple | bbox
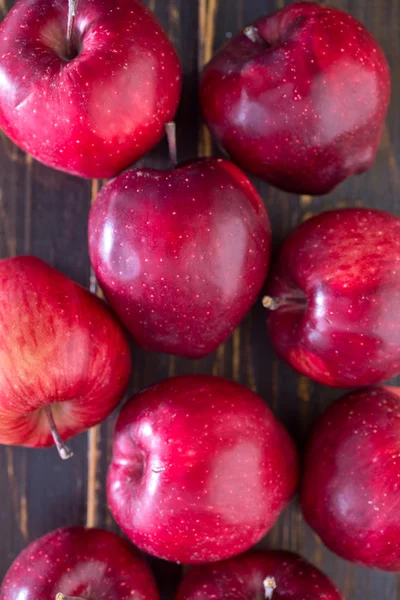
[176,550,343,599]
[0,256,131,458]
[200,2,391,195]
[0,0,181,178]
[301,386,400,570]
[264,208,400,388]
[89,129,271,359]
[0,527,159,600]
[107,374,299,564]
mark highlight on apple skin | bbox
[264,208,400,388]
[301,386,400,571]
[107,374,299,564]
[176,550,344,599]
[89,156,271,359]
[0,0,182,178]
[0,256,131,457]
[200,2,391,195]
[0,527,159,600]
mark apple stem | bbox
[45,406,73,460]
[262,296,283,310]
[165,122,178,168]
[67,0,79,58]
[263,577,277,599]
[262,295,307,310]
[56,594,85,600]
[244,25,264,44]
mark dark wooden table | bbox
[0,0,399,598]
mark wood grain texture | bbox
[0,0,399,598]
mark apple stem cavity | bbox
[56,594,85,600]
[165,122,178,168]
[244,25,264,44]
[263,577,277,599]
[45,406,73,460]
[67,0,79,59]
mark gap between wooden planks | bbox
[86,178,102,528]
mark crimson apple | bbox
[0,0,181,178]
[89,131,271,359]
[176,550,343,599]
[0,527,159,600]
[200,2,391,195]
[301,386,400,570]
[263,208,400,388]
[107,375,299,564]
[0,256,131,458]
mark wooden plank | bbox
[0,124,91,574]
[0,0,399,598]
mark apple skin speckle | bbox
[176,550,343,599]
[301,386,400,571]
[200,2,391,195]
[0,527,159,600]
[107,375,299,564]
[88,158,271,359]
[0,0,182,178]
[265,208,400,388]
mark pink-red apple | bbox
[200,2,391,195]
[89,147,271,358]
[176,550,343,599]
[264,208,400,388]
[0,0,181,178]
[0,256,131,457]
[107,375,299,564]
[301,386,400,570]
[0,527,158,600]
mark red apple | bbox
[89,130,271,359]
[301,386,400,570]
[176,550,343,599]
[0,0,181,178]
[107,374,299,564]
[263,208,400,388]
[200,2,391,195]
[0,256,131,458]
[0,527,159,600]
